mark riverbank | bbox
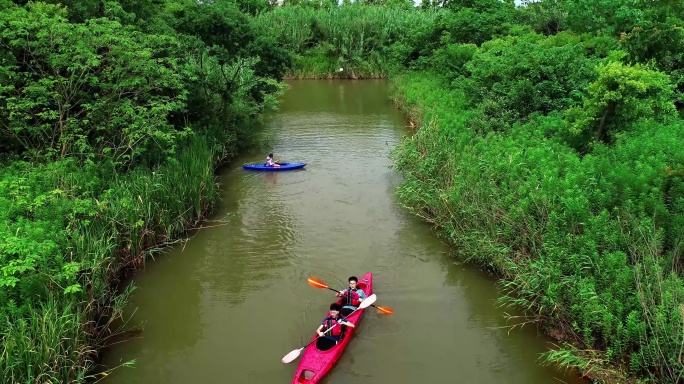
[0,2,288,381]
[97,79,590,384]
[0,129,269,382]
[388,71,684,384]
[4,1,683,381]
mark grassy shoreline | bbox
[0,128,270,383]
[4,0,683,381]
[387,72,684,384]
[386,74,619,382]
[0,1,291,380]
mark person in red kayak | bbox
[335,276,367,316]
[265,152,280,168]
[316,303,355,346]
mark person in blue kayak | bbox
[335,276,367,316]
[265,152,280,168]
[316,303,355,348]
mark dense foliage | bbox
[258,0,684,382]
[2,0,684,383]
[386,1,684,383]
[0,0,288,381]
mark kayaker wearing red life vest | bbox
[317,303,355,344]
[335,276,368,316]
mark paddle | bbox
[241,156,283,166]
[307,277,394,314]
[280,294,377,364]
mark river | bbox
[100,79,586,384]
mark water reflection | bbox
[101,248,204,362]
[195,169,303,305]
[280,79,394,115]
[423,225,587,383]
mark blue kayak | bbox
[242,162,306,171]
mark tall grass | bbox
[1,298,88,383]
[0,133,238,382]
[254,4,441,78]
[389,70,684,383]
[0,1,281,382]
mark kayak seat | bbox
[316,336,337,351]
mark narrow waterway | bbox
[100,80,586,384]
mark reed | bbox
[0,133,244,383]
[389,69,684,382]
[254,4,441,78]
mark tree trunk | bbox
[595,101,617,143]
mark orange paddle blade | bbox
[307,277,330,290]
[375,305,394,314]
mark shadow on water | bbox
[207,171,302,300]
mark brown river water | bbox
[100,79,587,384]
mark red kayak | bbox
[292,272,373,384]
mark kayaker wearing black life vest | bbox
[316,303,355,344]
[335,276,367,317]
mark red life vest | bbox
[341,289,362,307]
[322,316,344,337]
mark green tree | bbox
[564,59,677,149]
[620,24,684,109]
[562,0,644,36]
[462,32,602,131]
[0,2,188,167]
[518,0,565,35]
